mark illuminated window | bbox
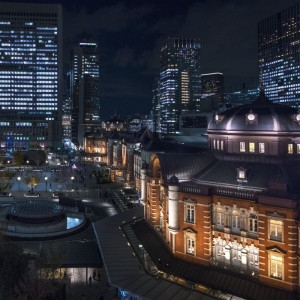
[249,142,255,153]
[220,140,224,151]
[217,140,220,150]
[238,170,245,179]
[270,254,283,280]
[240,142,246,152]
[288,144,293,154]
[216,208,224,226]
[232,211,240,229]
[186,236,195,255]
[259,143,265,153]
[269,219,283,242]
[297,144,300,154]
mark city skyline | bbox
[5,0,299,119]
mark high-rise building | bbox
[71,42,100,147]
[201,72,224,106]
[225,79,259,107]
[258,4,300,107]
[151,78,160,133]
[159,38,201,135]
[0,2,63,149]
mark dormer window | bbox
[292,112,300,124]
[237,167,247,182]
[214,113,224,123]
[246,110,257,125]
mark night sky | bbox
[8,0,300,119]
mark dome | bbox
[168,175,179,186]
[208,91,300,133]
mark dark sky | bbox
[8,0,300,119]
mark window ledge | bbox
[184,221,196,225]
[267,239,285,244]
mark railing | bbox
[180,183,202,195]
[216,188,256,200]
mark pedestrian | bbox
[89,275,92,285]
[97,272,101,281]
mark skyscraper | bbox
[258,4,300,107]
[71,42,100,147]
[201,72,224,106]
[159,38,201,135]
[0,2,63,149]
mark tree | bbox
[13,151,25,166]
[0,171,15,193]
[0,242,32,299]
[24,175,40,192]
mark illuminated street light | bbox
[17,176,21,191]
[45,176,48,192]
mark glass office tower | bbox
[258,4,300,106]
[71,42,100,147]
[159,38,201,135]
[201,72,224,107]
[0,2,63,149]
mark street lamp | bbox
[45,176,48,192]
[71,176,75,191]
[17,176,21,191]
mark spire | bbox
[253,62,271,104]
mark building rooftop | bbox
[93,207,213,300]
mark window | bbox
[186,204,195,223]
[297,144,300,154]
[213,140,216,149]
[270,255,283,280]
[220,140,224,151]
[217,140,220,150]
[238,170,245,179]
[259,142,265,153]
[249,214,258,233]
[216,208,224,226]
[240,142,246,152]
[249,250,259,266]
[288,144,293,154]
[249,142,255,153]
[269,219,283,242]
[186,237,195,255]
[232,211,240,229]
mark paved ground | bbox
[2,160,138,299]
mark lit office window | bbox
[240,142,246,152]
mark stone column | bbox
[168,176,179,254]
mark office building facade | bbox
[258,4,300,107]
[0,2,63,149]
[201,72,224,106]
[71,42,100,147]
[159,38,201,135]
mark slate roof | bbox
[208,91,300,132]
[133,220,299,300]
[156,152,216,182]
[93,207,213,300]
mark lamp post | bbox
[17,176,21,191]
[71,176,75,192]
[45,176,48,192]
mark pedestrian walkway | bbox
[66,267,117,300]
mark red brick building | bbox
[142,90,300,294]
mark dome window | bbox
[291,112,300,124]
[214,113,224,123]
[246,111,257,125]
